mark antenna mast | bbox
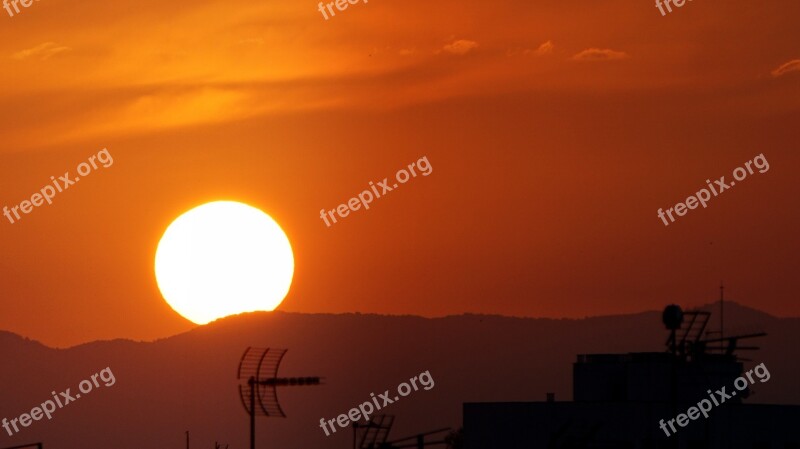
[237,347,322,449]
[720,282,724,351]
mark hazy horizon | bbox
[2,299,792,349]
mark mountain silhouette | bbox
[0,302,796,449]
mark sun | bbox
[154,201,294,324]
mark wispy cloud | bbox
[527,40,554,56]
[11,42,72,60]
[570,48,628,62]
[441,39,478,55]
[771,59,800,77]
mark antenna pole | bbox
[186,430,189,449]
[237,348,322,449]
[250,377,256,449]
[720,282,725,351]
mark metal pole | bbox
[186,430,189,449]
[250,377,256,449]
[720,282,725,351]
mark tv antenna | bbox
[384,428,451,449]
[237,347,322,449]
[353,415,449,449]
[662,304,765,360]
[354,414,394,449]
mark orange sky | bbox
[1,0,799,347]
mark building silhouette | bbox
[464,304,800,449]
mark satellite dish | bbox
[662,305,684,330]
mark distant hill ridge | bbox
[0,301,784,349]
[0,301,796,449]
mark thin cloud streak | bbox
[441,40,479,55]
[12,42,71,60]
[571,48,629,62]
[771,59,800,77]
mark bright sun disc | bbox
[154,201,294,324]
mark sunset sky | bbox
[1,0,798,347]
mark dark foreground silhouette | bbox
[0,302,797,449]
